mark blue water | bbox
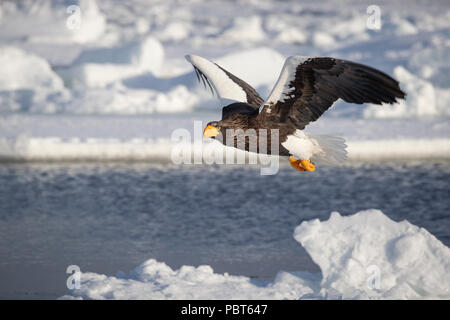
[0,161,449,299]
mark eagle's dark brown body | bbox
[214,106,294,156]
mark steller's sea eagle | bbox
[186,55,405,171]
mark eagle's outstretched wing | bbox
[185,55,264,110]
[258,56,406,129]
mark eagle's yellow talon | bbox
[300,159,315,171]
[289,156,306,172]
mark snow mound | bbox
[68,0,106,44]
[61,260,317,300]
[62,210,450,300]
[0,46,69,113]
[364,66,449,118]
[276,28,308,44]
[157,22,191,42]
[64,84,198,114]
[72,37,164,69]
[221,16,266,42]
[0,46,63,91]
[59,36,164,88]
[312,32,336,48]
[295,209,450,299]
[215,47,285,94]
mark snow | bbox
[220,16,266,43]
[58,36,165,88]
[0,46,64,91]
[295,210,450,299]
[364,66,437,118]
[0,46,69,113]
[1,0,449,300]
[214,48,285,93]
[68,0,106,44]
[0,0,106,45]
[157,22,191,42]
[0,114,448,161]
[276,28,308,44]
[312,32,336,48]
[61,209,450,300]
[0,0,449,118]
[61,260,318,300]
[64,84,198,114]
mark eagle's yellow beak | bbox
[203,125,220,139]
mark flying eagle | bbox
[186,55,405,171]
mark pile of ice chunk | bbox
[1,0,449,161]
[0,0,449,117]
[59,36,165,88]
[62,210,450,300]
[295,210,450,299]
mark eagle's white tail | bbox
[309,134,348,164]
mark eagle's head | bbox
[203,121,222,139]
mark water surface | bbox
[0,161,449,299]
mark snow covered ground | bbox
[0,0,449,162]
[61,210,450,300]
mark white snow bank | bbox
[295,210,450,299]
[0,136,175,162]
[61,210,450,300]
[0,115,449,161]
[1,136,449,162]
[347,139,450,160]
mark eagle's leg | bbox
[289,156,306,172]
[300,159,315,172]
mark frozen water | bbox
[59,208,450,299]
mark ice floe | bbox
[0,0,449,159]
